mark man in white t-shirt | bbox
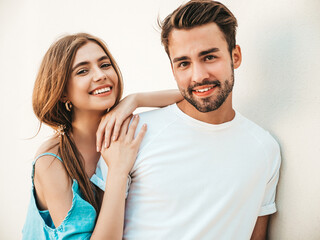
[94,1,281,239]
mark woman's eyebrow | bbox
[72,55,110,72]
[72,61,89,72]
[98,55,109,61]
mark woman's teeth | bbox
[92,87,111,95]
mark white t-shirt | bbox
[93,104,281,240]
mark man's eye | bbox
[101,63,111,68]
[205,55,215,61]
[178,62,189,68]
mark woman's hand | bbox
[96,89,182,152]
[92,116,146,240]
[100,114,147,176]
[96,94,139,152]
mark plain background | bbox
[1,0,319,239]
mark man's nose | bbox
[191,63,209,83]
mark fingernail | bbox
[112,136,116,141]
[97,147,100,152]
[104,142,107,148]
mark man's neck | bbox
[176,97,235,125]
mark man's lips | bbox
[193,85,216,92]
[191,84,219,97]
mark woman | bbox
[22,33,182,239]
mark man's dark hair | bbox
[160,0,238,56]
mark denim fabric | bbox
[22,153,97,239]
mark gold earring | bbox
[65,100,72,111]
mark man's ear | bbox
[232,45,242,69]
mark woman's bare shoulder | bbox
[35,136,60,157]
[33,136,72,210]
[34,136,70,191]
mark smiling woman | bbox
[66,42,119,112]
[22,33,182,239]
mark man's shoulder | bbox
[237,112,281,177]
[139,104,175,119]
[137,104,178,129]
[135,105,180,150]
[237,112,280,153]
[241,112,280,158]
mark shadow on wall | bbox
[239,20,298,133]
[237,0,320,139]
[242,2,320,239]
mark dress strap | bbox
[31,153,63,185]
[34,152,63,163]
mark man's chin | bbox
[185,98,220,113]
[193,104,219,113]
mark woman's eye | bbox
[76,69,88,75]
[101,63,111,68]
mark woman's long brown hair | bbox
[32,33,123,213]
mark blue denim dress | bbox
[22,153,97,240]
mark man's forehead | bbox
[168,23,227,59]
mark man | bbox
[95,1,281,239]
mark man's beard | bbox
[180,69,234,113]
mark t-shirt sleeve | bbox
[90,156,131,198]
[259,137,281,216]
[90,157,108,191]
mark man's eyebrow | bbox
[72,55,109,72]
[172,48,220,63]
[172,56,190,63]
[199,48,220,57]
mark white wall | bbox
[1,0,319,239]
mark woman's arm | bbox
[34,117,145,239]
[91,115,147,239]
[96,89,182,151]
[133,89,183,108]
[90,170,128,240]
[34,155,74,227]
